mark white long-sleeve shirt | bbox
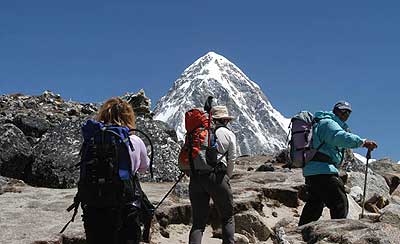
[128,135,150,174]
[215,126,237,178]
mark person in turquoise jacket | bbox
[299,101,378,226]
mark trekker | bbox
[82,97,150,244]
[189,106,238,244]
[298,101,378,226]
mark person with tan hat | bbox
[189,105,237,244]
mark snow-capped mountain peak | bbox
[178,51,260,94]
[154,52,289,155]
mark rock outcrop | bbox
[370,158,400,194]
[1,92,400,243]
[0,124,33,180]
[122,90,181,182]
[347,171,390,202]
[0,91,180,187]
[279,219,400,243]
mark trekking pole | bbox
[154,172,185,210]
[204,96,214,146]
[360,148,372,219]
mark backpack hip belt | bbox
[311,151,335,164]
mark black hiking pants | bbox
[82,204,141,244]
[189,172,235,244]
[299,174,348,226]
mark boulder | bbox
[234,233,250,244]
[364,194,389,214]
[346,171,390,202]
[0,176,26,195]
[380,204,400,229]
[347,194,362,220]
[28,118,84,188]
[370,158,400,173]
[0,123,33,180]
[234,210,271,242]
[349,186,363,203]
[123,89,152,118]
[382,173,400,194]
[391,186,400,205]
[135,116,181,182]
[12,113,51,138]
[256,163,275,172]
[273,149,290,165]
[300,219,400,243]
[370,158,400,194]
[0,91,184,186]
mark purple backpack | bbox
[288,111,323,168]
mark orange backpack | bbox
[178,108,217,174]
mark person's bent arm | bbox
[323,121,364,148]
[138,139,150,173]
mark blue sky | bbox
[1,1,399,161]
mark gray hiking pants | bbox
[189,172,235,244]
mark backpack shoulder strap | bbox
[187,132,197,177]
[311,117,324,150]
[104,126,133,151]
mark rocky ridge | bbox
[0,90,180,187]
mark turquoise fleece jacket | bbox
[303,111,364,176]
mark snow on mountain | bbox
[153,51,290,155]
[354,152,376,164]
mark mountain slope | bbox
[154,52,289,155]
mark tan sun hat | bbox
[211,106,234,120]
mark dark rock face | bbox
[0,92,94,188]
[123,89,153,119]
[256,163,275,172]
[13,114,51,138]
[29,118,85,188]
[0,91,181,188]
[0,124,33,180]
[135,116,181,182]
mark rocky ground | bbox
[1,155,400,244]
[1,91,400,243]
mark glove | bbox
[362,140,378,151]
